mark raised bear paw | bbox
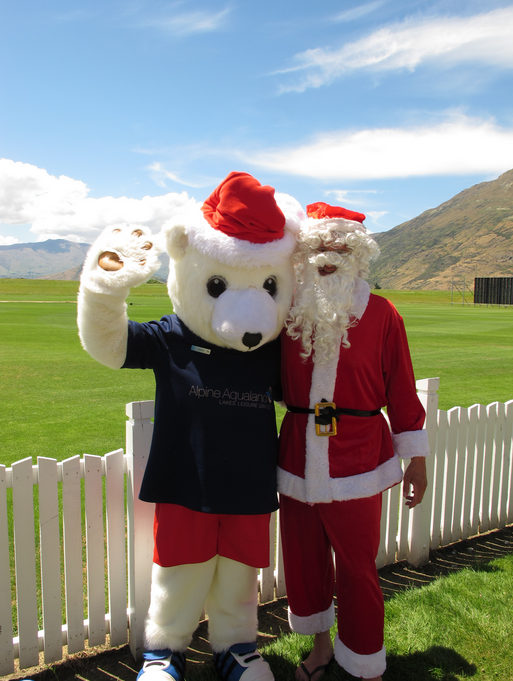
[80,224,163,295]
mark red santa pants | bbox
[280,494,384,670]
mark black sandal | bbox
[299,656,334,681]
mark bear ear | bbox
[164,224,189,261]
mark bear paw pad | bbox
[81,224,162,293]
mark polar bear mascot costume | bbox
[77,172,303,681]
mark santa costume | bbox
[277,203,429,679]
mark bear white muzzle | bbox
[211,288,279,351]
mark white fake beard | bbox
[286,251,360,364]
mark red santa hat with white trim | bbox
[166,171,303,268]
[305,201,369,235]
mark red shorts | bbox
[153,503,271,569]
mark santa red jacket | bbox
[278,279,429,504]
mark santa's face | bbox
[315,243,352,276]
[304,238,356,284]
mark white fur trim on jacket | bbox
[302,334,339,502]
[392,429,430,458]
[335,635,386,679]
[348,277,371,320]
[288,602,335,636]
[164,194,302,269]
[277,454,403,504]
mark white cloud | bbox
[277,6,513,92]
[247,114,513,180]
[325,189,378,206]
[141,7,230,35]
[365,210,389,233]
[0,235,20,245]
[367,211,388,220]
[332,1,385,23]
[148,162,209,189]
[0,158,198,243]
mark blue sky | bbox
[1,0,513,244]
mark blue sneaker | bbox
[213,643,274,681]
[137,649,186,681]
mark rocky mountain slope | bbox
[369,169,513,290]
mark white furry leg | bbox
[205,557,259,653]
[144,558,218,652]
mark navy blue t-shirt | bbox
[123,315,280,515]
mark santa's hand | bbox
[80,224,162,295]
[403,456,428,509]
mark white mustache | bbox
[308,251,350,269]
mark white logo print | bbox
[189,385,273,409]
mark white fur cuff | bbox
[335,635,386,679]
[288,602,335,635]
[348,278,371,320]
[392,430,430,458]
[277,455,403,504]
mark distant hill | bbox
[369,169,513,290]
[37,264,86,281]
[0,239,90,279]
[0,238,169,281]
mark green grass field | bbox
[380,298,513,411]
[261,553,513,681]
[0,280,170,463]
[1,279,512,466]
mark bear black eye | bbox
[263,276,277,298]
[207,276,227,298]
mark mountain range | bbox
[0,239,90,280]
[2,169,512,289]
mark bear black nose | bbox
[242,332,262,349]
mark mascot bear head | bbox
[163,172,303,352]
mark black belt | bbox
[287,399,381,426]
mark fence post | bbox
[408,378,439,567]
[126,401,155,662]
[0,465,14,675]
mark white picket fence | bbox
[1,378,512,674]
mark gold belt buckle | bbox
[315,401,337,437]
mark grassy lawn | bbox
[381,554,513,680]
[380,300,513,411]
[272,551,513,681]
[1,279,512,465]
[0,280,170,463]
